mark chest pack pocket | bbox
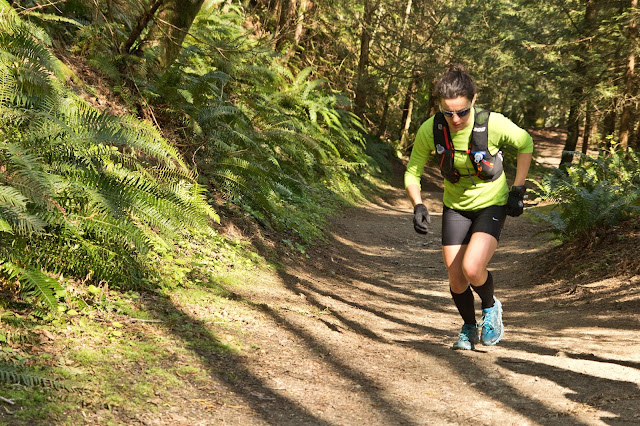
[433,107,503,184]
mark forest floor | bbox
[2,130,640,426]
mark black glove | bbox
[506,185,525,217]
[413,203,431,234]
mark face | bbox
[440,94,476,132]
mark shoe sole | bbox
[452,343,474,350]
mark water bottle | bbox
[472,151,485,164]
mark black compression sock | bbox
[471,271,495,310]
[450,286,476,325]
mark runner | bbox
[405,64,533,350]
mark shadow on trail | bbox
[498,357,640,425]
[287,259,593,423]
[140,280,423,425]
[276,266,452,343]
[500,339,640,371]
[270,209,581,424]
[396,339,591,425]
[139,290,333,426]
[563,352,640,371]
[246,298,420,426]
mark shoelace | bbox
[480,315,494,331]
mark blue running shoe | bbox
[452,324,478,350]
[480,297,504,346]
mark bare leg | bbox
[460,232,498,286]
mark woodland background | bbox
[0,0,639,423]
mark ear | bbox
[471,94,478,105]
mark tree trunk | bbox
[377,0,412,137]
[399,74,418,149]
[121,0,165,54]
[143,0,206,72]
[560,0,597,166]
[603,108,617,146]
[354,0,377,117]
[561,87,583,165]
[273,0,283,24]
[275,0,298,49]
[293,0,308,45]
[582,102,592,154]
[619,0,638,149]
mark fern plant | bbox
[0,3,217,310]
[532,148,640,242]
[143,2,372,244]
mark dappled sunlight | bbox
[329,224,441,259]
[497,355,640,424]
[498,349,640,384]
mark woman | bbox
[405,64,533,350]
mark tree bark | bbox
[293,0,308,45]
[582,102,592,154]
[399,74,418,149]
[561,87,583,165]
[619,0,638,149]
[121,0,165,54]
[275,0,298,49]
[143,0,206,72]
[377,0,412,137]
[354,0,377,117]
[603,108,617,147]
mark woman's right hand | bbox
[413,204,431,234]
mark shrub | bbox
[531,147,640,243]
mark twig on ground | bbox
[129,318,163,323]
[0,396,15,405]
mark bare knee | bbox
[462,262,487,286]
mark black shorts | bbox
[442,205,507,246]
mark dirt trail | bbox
[136,134,640,426]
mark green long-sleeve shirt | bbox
[404,109,534,211]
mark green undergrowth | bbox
[530,147,640,244]
[0,240,274,425]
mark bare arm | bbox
[406,184,423,207]
[513,152,532,187]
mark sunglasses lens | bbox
[442,107,470,118]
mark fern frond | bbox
[0,184,29,208]
[0,362,71,390]
[19,267,64,311]
[23,11,84,28]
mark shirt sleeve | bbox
[488,113,534,154]
[404,118,435,189]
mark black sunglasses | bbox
[441,107,472,118]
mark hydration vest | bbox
[433,107,503,184]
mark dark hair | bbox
[435,64,477,100]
